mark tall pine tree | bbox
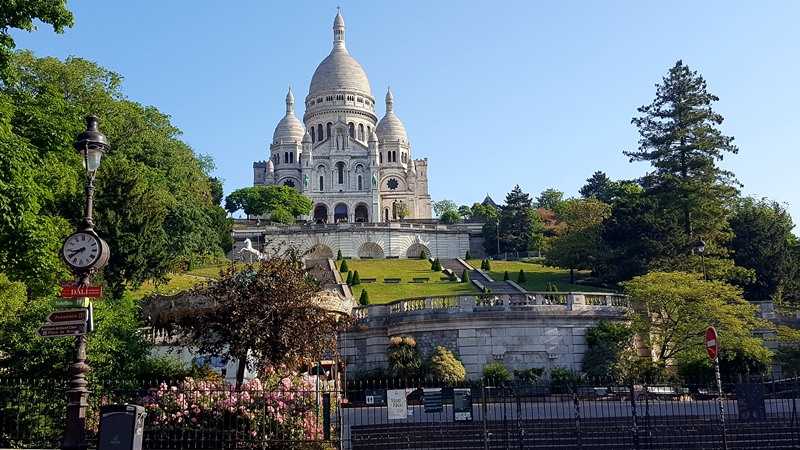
[498,185,541,253]
[626,60,739,238]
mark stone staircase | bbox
[438,259,520,294]
[305,258,352,299]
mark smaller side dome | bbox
[272,88,305,143]
[375,87,408,142]
[267,159,275,173]
[302,129,312,144]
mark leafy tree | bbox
[439,209,461,224]
[579,171,614,202]
[224,186,311,224]
[427,346,466,382]
[432,199,457,217]
[728,197,800,302]
[622,271,771,372]
[461,270,470,283]
[545,197,611,283]
[535,188,566,214]
[498,185,542,253]
[626,60,740,237]
[582,320,635,380]
[457,205,472,219]
[359,289,370,306]
[339,258,349,273]
[165,256,355,386]
[775,326,800,375]
[394,201,411,221]
[471,202,498,221]
[387,336,421,378]
[0,0,73,81]
[482,363,511,384]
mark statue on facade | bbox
[303,173,309,188]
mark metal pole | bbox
[482,381,489,450]
[714,357,728,450]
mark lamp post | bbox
[61,115,110,450]
[696,239,707,281]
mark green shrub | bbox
[517,269,526,283]
[465,250,471,260]
[337,249,343,260]
[340,259,349,273]
[359,289,370,306]
[387,336,422,378]
[503,271,509,281]
[345,270,353,285]
[428,346,466,382]
[431,258,442,271]
[484,259,491,271]
[420,250,427,260]
[449,272,458,281]
[513,367,545,382]
[550,366,582,390]
[461,270,470,283]
[482,363,511,384]
[352,270,361,285]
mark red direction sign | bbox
[60,285,102,298]
[706,326,719,360]
[46,309,88,323]
[36,322,87,338]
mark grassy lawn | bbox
[466,259,615,293]
[128,273,208,300]
[343,259,480,304]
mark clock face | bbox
[62,232,102,269]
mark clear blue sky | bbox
[12,1,800,227]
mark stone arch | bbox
[358,242,385,259]
[307,243,334,260]
[334,203,348,223]
[313,204,328,224]
[406,243,431,259]
[354,203,369,222]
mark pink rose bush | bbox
[140,370,324,444]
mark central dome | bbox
[308,11,372,97]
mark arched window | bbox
[367,125,371,136]
[273,154,279,165]
[326,123,332,139]
[348,122,355,138]
[319,175,324,191]
[284,152,289,164]
[358,175,362,190]
[336,162,345,184]
[393,151,397,162]
[317,124,323,141]
[379,152,383,163]
[358,124,364,141]
[310,127,316,143]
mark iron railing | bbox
[0,376,798,449]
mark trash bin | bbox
[98,404,145,450]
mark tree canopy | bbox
[224,185,311,224]
[627,60,740,237]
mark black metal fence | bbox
[0,377,798,449]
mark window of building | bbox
[284,180,295,188]
[319,175,324,191]
[317,124,323,141]
[358,124,364,141]
[327,123,332,139]
[348,122,355,138]
[290,152,294,163]
[310,127,315,143]
[336,162,345,184]
[358,175,362,190]
[284,152,288,164]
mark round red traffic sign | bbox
[706,327,718,360]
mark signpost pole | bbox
[707,326,728,450]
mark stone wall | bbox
[230,222,471,260]
[339,292,631,378]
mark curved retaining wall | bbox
[339,292,630,378]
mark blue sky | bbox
[12,1,800,226]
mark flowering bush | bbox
[140,368,325,445]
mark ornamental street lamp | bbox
[696,238,707,281]
[61,115,111,450]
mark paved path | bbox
[438,259,519,293]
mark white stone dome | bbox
[376,88,408,142]
[308,11,372,97]
[273,88,305,143]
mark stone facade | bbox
[232,222,471,260]
[339,292,631,378]
[254,11,431,223]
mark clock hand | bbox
[68,247,86,258]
